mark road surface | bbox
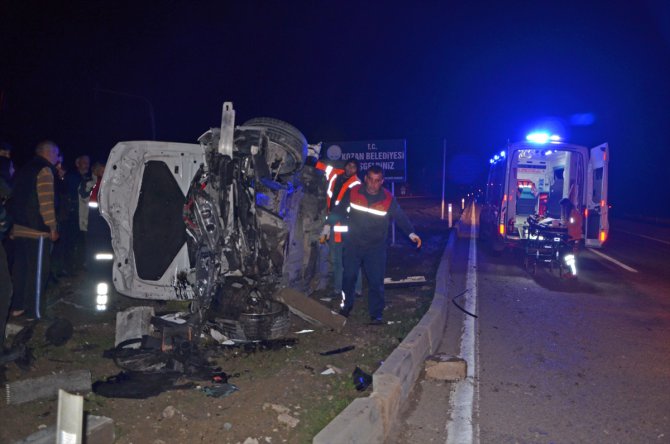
[393,204,670,443]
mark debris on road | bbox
[352,367,372,391]
[383,275,427,287]
[319,345,355,356]
[200,383,239,398]
[424,354,467,381]
[274,288,346,331]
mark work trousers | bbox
[0,242,11,350]
[329,232,362,296]
[342,241,387,319]
[11,237,51,319]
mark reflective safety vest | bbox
[348,185,393,217]
[316,161,361,243]
[315,161,361,211]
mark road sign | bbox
[322,139,406,182]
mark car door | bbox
[585,143,609,247]
[99,141,204,300]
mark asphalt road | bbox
[393,205,670,443]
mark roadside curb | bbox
[313,228,457,443]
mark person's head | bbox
[92,162,105,178]
[35,140,60,165]
[364,165,384,195]
[75,155,90,175]
[344,159,359,178]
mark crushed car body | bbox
[99,102,328,340]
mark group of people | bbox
[0,140,103,353]
[308,144,422,324]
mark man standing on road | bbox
[9,141,60,320]
[339,165,421,323]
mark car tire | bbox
[243,117,307,177]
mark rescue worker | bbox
[339,166,421,323]
[306,143,363,298]
[316,157,364,298]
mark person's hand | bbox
[307,142,322,160]
[50,229,60,242]
[319,224,331,244]
[409,233,422,249]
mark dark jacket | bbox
[9,156,56,232]
[345,185,415,249]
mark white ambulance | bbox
[479,133,609,252]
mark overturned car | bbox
[99,103,328,341]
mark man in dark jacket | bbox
[339,166,421,323]
[9,141,60,320]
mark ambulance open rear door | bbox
[585,143,609,247]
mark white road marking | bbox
[446,204,479,444]
[588,248,639,273]
[613,228,670,246]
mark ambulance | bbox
[479,133,609,252]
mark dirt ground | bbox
[0,198,451,444]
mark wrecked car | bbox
[99,102,329,341]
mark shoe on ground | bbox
[338,307,352,318]
[369,317,385,325]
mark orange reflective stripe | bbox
[334,175,361,205]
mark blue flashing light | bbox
[500,151,506,157]
[489,158,494,164]
[494,154,500,160]
[527,132,562,144]
[526,132,550,143]
[544,150,553,155]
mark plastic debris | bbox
[209,329,229,343]
[159,313,187,324]
[200,383,239,398]
[294,329,314,334]
[326,364,343,374]
[320,368,336,375]
[319,345,355,356]
[352,367,372,391]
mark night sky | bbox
[2,1,669,216]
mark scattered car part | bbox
[319,345,355,356]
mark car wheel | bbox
[243,117,307,178]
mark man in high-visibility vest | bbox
[307,144,363,298]
[339,166,421,323]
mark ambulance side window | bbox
[592,168,603,203]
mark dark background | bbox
[1,1,669,216]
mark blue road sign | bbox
[322,139,406,182]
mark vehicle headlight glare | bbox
[96,283,109,295]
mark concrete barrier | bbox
[313,228,457,443]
